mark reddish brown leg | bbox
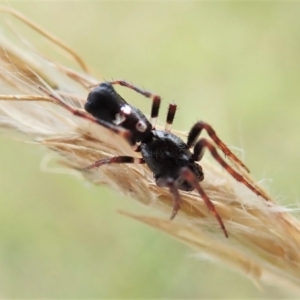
[193,138,268,201]
[169,183,181,220]
[109,80,161,128]
[39,86,134,144]
[156,177,182,220]
[180,167,228,238]
[87,156,145,169]
[165,103,177,132]
[187,121,250,173]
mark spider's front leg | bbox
[187,121,250,173]
[179,167,228,238]
[192,138,268,201]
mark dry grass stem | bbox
[0,8,300,293]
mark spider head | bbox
[178,163,204,191]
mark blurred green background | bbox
[0,1,300,298]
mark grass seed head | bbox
[0,7,300,293]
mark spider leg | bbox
[109,80,161,129]
[193,138,268,201]
[187,121,250,173]
[180,167,228,238]
[156,178,181,220]
[165,103,177,132]
[39,86,134,145]
[87,156,145,169]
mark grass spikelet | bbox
[0,7,300,293]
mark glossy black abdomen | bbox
[84,82,126,123]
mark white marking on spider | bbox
[136,120,147,132]
[112,105,132,125]
[121,105,132,115]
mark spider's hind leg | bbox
[87,156,145,169]
[109,80,161,129]
[165,103,177,132]
[39,86,134,144]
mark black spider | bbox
[41,81,268,238]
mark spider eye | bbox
[136,120,147,132]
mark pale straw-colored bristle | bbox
[1,7,300,293]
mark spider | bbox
[41,81,268,238]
